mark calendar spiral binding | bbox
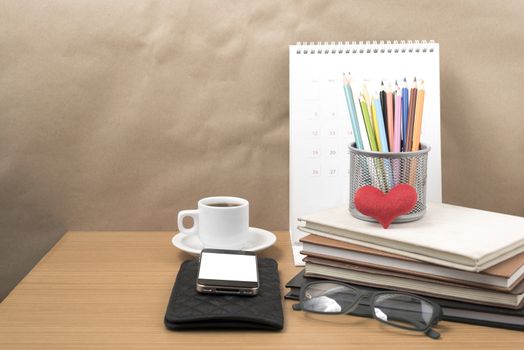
[294,40,436,54]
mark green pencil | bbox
[359,96,378,151]
[360,96,388,191]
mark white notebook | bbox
[298,203,524,272]
[289,41,441,265]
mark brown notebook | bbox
[300,234,524,291]
[304,256,524,309]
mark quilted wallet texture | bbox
[164,258,284,331]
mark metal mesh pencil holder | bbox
[349,143,430,223]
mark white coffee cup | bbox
[177,196,249,249]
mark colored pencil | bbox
[394,89,402,153]
[375,95,394,189]
[412,79,426,151]
[371,99,382,151]
[342,73,364,149]
[360,81,374,148]
[405,78,418,151]
[373,96,389,152]
[401,78,409,151]
[351,82,371,151]
[359,96,378,151]
[379,81,388,141]
[386,83,394,151]
[362,82,372,107]
[391,88,402,185]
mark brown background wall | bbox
[1,0,523,301]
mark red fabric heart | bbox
[354,184,417,229]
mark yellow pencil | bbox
[412,80,425,151]
[371,101,382,151]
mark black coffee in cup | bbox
[207,202,241,207]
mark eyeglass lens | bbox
[302,283,359,314]
[373,293,435,330]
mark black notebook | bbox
[286,270,524,331]
[164,258,284,331]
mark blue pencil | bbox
[402,78,409,151]
[343,73,363,149]
[373,96,389,152]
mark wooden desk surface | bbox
[1,231,523,349]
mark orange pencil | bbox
[412,80,425,151]
[405,78,417,151]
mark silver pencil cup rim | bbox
[348,143,431,158]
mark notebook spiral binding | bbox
[295,40,436,54]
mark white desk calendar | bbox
[289,41,441,265]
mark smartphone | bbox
[196,248,259,296]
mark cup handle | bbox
[177,210,199,235]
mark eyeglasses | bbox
[293,281,442,339]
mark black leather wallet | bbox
[164,258,284,331]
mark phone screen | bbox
[199,251,258,282]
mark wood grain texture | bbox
[1,231,523,349]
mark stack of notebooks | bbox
[292,202,524,330]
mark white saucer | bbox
[171,227,277,255]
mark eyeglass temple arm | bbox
[292,303,302,311]
[425,307,443,339]
[425,328,440,339]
